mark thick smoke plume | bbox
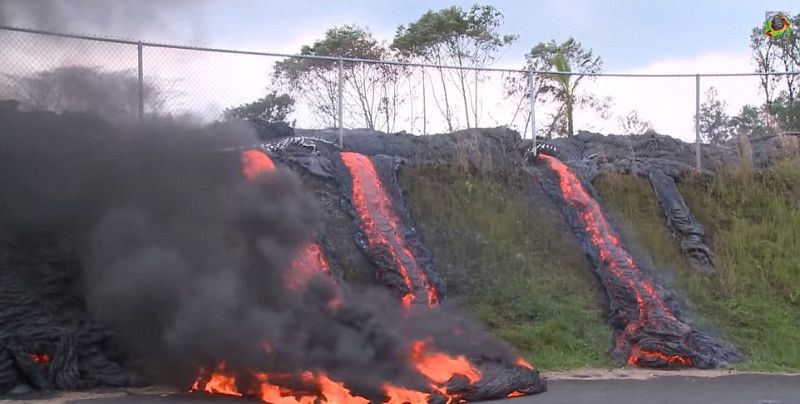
[0,102,520,395]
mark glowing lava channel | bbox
[241,149,331,285]
[538,154,693,367]
[340,152,439,308]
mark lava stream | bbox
[538,154,692,367]
[340,152,439,308]
[241,149,332,287]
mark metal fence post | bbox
[422,67,427,136]
[529,68,536,153]
[695,74,701,170]
[337,58,344,148]
[137,42,144,122]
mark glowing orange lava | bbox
[515,357,534,370]
[384,384,430,404]
[240,149,332,290]
[410,340,481,384]
[191,362,242,397]
[340,152,439,308]
[539,154,692,367]
[30,353,49,365]
[242,149,277,179]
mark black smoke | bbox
[0,103,525,397]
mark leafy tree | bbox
[273,25,406,131]
[750,27,780,106]
[513,38,609,138]
[11,66,162,120]
[618,110,654,135]
[729,104,771,138]
[696,87,733,144]
[223,91,294,128]
[393,4,517,130]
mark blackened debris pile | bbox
[0,233,144,391]
[536,153,739,368]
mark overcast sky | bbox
[1,0,797,139]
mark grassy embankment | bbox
[595,158,800,371]
[400,165,613,369]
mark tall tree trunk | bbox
[567,93,574,137]
[458,70,471,128]
[437,67,454,132]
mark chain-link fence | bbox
[2,25,799,169]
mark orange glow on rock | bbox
[340,152,439,308]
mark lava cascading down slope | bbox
[241,149,332,285]
[339,152,440,308]
[538,154,738,368]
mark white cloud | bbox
[576,53,762,141]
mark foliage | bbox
[596,162,800,371]
[10,66,162,121]
[509,38,610,138]
[729,104,770,138]
[400,165,612,369]
[393,4,517,131]
[223,91,294,128]
[696,87,733,144]
[273,25,406,131]
[618,110,654,135]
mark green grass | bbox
[400,165,613,369]
[595,160,800,371]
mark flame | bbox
[410,340,481,384]
[340,152,439,308]
[539,154,692,367]
[30,353,49,364]
[242,149,277,179]
[383,384,430,404]
[191,362,242,397]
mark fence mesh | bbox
[2,26,797,167]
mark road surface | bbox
[2,373,798,404]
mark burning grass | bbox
[399,165,613,369]
[595,158,800,371]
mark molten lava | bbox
[340,152,439,308]
[29,353,49,365]
[242,149,277,179]
[240,149,332,289]
[410,340,481,384]
[538,154,693,367]
[190,362,242,397]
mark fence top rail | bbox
[4,25,800,78]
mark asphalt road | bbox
[2,374,799,404]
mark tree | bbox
[750,27,780,106]
[273,25,406,131]
[696,87,733,144]
[618,110,654,135]
[223,91,295,128]
[10,66,163,121]
[514,38,609,138]
[729,104,770,138]
[393,4,517,130]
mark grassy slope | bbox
[595,159,800,371]
[400,165,612,369]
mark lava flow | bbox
[340,152,439,308]
[538,154,696,368]
[241,149,332,288]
